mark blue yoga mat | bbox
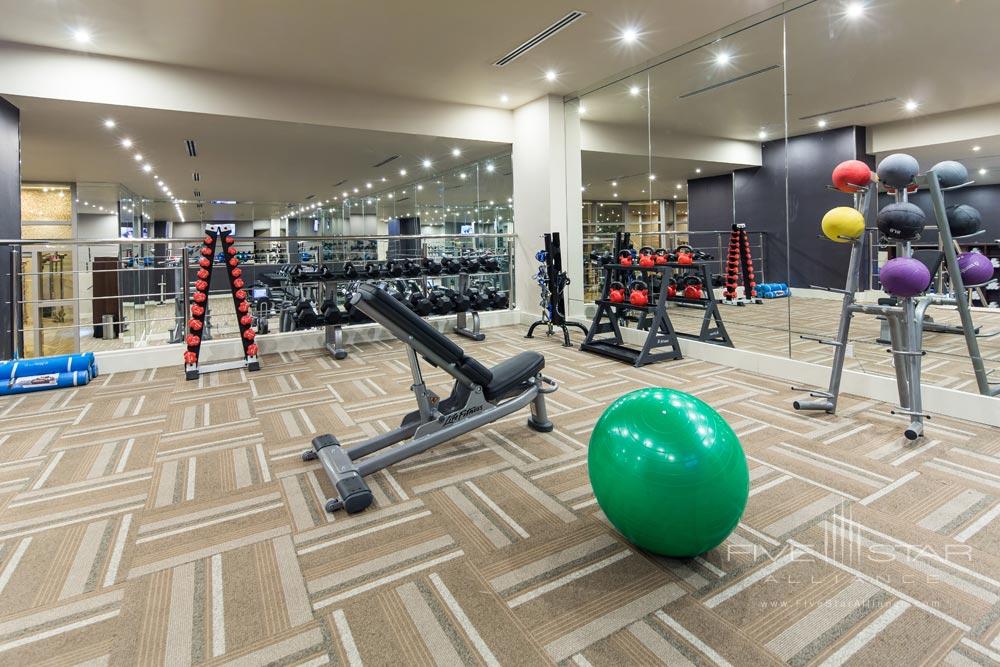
[0,370,91,395]
[0,353,97,380]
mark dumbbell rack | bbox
[454,273,484,341]
[722,223,762,306]
[184,227,261,380]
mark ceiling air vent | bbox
[193,190,201,197]
[799,97,897,120]
[185,140,197,157]
[192,172,200,182]
[333,179,348,187]
[305,194,316,200]
[372,155,399,168]
[679,65,780,99]
[494,11,586,67]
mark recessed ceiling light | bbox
[399,168,407,176]
[366,182,372,189]
[142,164,152,173]
[695,168,702,174]
[72,28,91,44]
[103,119,115,129]
[353,187,359,193]
[673,194,678,199]
[758,130,767,139]
[380,176,387,182]
[578,104,586,115]
[580,186,586,191]
[387,193,393,199]
[845,2,865,19]
[121,138,132,148]
[716,51,731,65]
[486,163,495,173]
[629,85,641,96]
[422,158,432,168]
[648,174,656,180]
[417,184,423,191]
[452,148,462,157]
[817,119,828,128]
[675,183,682,189]
[460,172,467,180]
[342,191,349,197]
[545,70,557,81]
[611,181,618,187]
[500,94,509,104]
[972,145,981,152]
[613,192,619,198]
[621,27,638,43]
[133,153,142,161]
[979,168,987,175]
[904,99,919,112]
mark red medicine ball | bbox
[832,160,872,193]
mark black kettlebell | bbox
[343,262,357,279]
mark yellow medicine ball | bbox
[821,206,865,242]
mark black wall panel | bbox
[0,97,19,359]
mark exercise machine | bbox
[303,283,557,513]
[526,232,589,346]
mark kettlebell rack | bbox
[580,261,732,367]
[184,226,261,380]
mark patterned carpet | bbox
[1,326,999,666]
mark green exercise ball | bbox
[587,388,749,557]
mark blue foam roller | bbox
[0,353,97,380]
[0,370,91,395]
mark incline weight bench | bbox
[303,283,558,513]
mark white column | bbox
[512,95,579,318]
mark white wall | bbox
[582,120,762,166]
[0,42,513,143]
[869,102,1000,153]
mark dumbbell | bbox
[343,262,358,279]
[407,290,434,316]
[682,275,704,299]
[428,289,455,315]
[295,300,320,329]
[385,260,404,277]
[423,258,443,275]
[490,289,509,309]
[638,246,656,268]
[443,287,470,312]
[320,297,343,325]
[403,259,422,277]
[364,262,382,278]
[629,280,649,307]
[442,257,462,274]
[481,255,500,272]
[466,286,489,310]
[460,256,480,273]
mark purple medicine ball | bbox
[880,257,930,297]
[957,252,995,286]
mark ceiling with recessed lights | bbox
[576,0,1000,142]
[0,0,780,109]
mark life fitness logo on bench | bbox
[441,404,485,426]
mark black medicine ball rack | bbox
[580,261,732,367]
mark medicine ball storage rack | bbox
[526,232,589,346]
[183,226,261,380]
[794,162,999,440]
[581,260,732,367]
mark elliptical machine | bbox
[526,232,588,347]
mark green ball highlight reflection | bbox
[587,388,749,557]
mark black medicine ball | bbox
[876,202,925,241]
[945,204,981,238]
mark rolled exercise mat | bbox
[0,352,97,380]
[0,370,91,396]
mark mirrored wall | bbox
[567,0,1000,398]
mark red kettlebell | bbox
[191,304,205,317]
[638,246,655,268]
[240,315,253,326]
[233,278,245,289]
[238,301,250,313]
[608,281,626,303]
[243,329,256,341]
[654,249,669,265]
[188,318,203,331]
[667,278,677,298]
[225,236,234,245]
[194,280,208,292]
[201,247,213,257]
[197,268,209,280]
[203,235,214,246]
[227,246,238,256]
[618,250,633,267]
[183,351,198,365]
[683,276,703,299]
[228,258,239,267]
[246,343,258,357]
[235,289,246,300]
[231,268,242,278]
[186,334,201,347]
[192,292,207,303]
[198,257,211,268]
[629,280,649,307]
